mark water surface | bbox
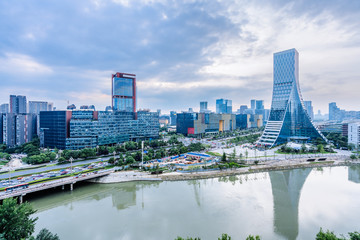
[30,166,360,240]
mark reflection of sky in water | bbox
[30,166,360,240]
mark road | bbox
[0,155,112,180]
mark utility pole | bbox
[70,157,73,173]
[141,141,144,169]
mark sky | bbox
[0,0,360,114]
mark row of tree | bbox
[278,144,335,154]
[107,142,206,166]
[175,229,360,240]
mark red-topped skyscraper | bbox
[111,72,136,112]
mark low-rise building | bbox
[236,114,263,129]
[176,112,235,136]
[348,122,360,149]
[40,110,159,150]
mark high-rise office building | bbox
[250,99,256,110]
[9,95,27,114]
[170,111,177,126]
[1,113,36,146]
[29,101,49,114]
[258,49,327,147]
[329,102,341,121]
[0,104,9,113]
[200,101,208,113]
[216,99,232,114]
[112,72,136,112]
[255,100,264,110]
[239,105,248,114]
[303,101,314,120]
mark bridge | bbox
[0,170,114,203]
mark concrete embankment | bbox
[91,158,360,183]
[88,171,161,183]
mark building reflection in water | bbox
[34,181,161,213]
[269,168,312,240]
[348,165,360,184]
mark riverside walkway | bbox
[0,169,113,203]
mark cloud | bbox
[0,0,360,113]
[0,53,53,74]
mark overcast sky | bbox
[1,0,359,114]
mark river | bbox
[30,165,360,240]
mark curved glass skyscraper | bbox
[258,49,327,147]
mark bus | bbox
[5,183,29,192]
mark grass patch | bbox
[206,152,222,157]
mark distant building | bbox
[200,101,208,113]
[67,104,76,110]
[0,104,9,113]
[303,101,314,120]
[10,95,27,114]
[236,114,263,129]
[238,105,248,114]
[105,106,112,111]
[89,105,96,110]
[329,102,340,121]
[48,102,54,111]
[348,122,360,148]
[170,111,177,126]
[1,113,36,146]
[176,112,235,136]
[29,101,49,114]
[188,108,194,113]
[80,105,89,110]
[40,110,159,150]
[250,99,256,110]
[112,72,136,112]
[216,99,232,114]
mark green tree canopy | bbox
[0,198,38,240]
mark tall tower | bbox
[257,49,327,147]
[9,95,27,114]
[112,72,136,112]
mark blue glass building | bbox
[258,49,327,147]
[40,110,159,150]
[112,72,136,112]
[216,99,232,114]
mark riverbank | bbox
[94,157,359,183]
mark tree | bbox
[229,148,236,162]
[0,198,38,240]
[125,155,135,164]
[108,157,115,164]
[218,234,231,240]
[317,144,324,153]
[221,152,227,162]
[348,231,360,240]
[35,228,59,240]
[315,228,340,240]
[246,235,261,240]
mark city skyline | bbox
[1,1,360,113]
